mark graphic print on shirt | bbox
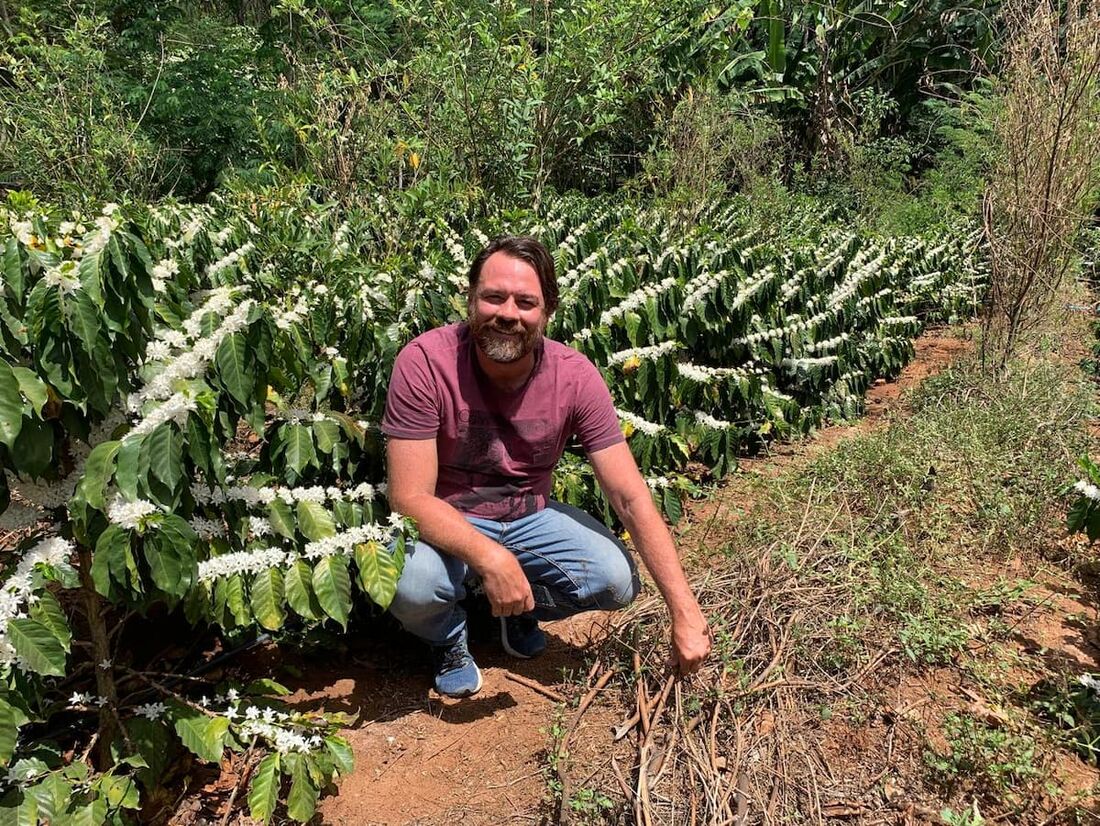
[446,408,558,520]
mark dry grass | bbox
[554,317,1100,824]
[981,0,1100,372]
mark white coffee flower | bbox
[1074,480,1100,502]
[135,702,167,721]
[1078,674,1100,694]
[107,496,159,529]
[616,409,665,436]
[43,261,81,295]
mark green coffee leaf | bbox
[324,736,354,776]
[11,368,46,416]
[99,774,140,809]
[6,620,67,677]
[171,707,229,764]
[312,556,351,629]
[75,440,120,511]
[283,425,318,476]
[10,416,52,477]
[247,752,280,825]
[147,423,183,491]
[28,590,70,652]
[296,500,335,541]
[0,362,24,449]
[28,774,71,825]
[145,528,191,599]
[250,567,286,631]
[268,498,296,540]
[354,541,399,610]
[125,717,170,788]
[92,525,129,596]
[70,798,109,826]
[0,698,21,767]
[313,419,340,454]
[285,560,322,621]
[215,332,251,407]
[286,752,320,823]
[225,574,251,626]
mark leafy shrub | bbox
[0,15,167,204]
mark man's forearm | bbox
[615,491,703,624]
[393,492,503,573]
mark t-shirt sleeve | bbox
[572,358,626,454]
[380,343,441,440]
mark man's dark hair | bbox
[468,235,559,314]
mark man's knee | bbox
[389,541,466,618]
[585,545,641,611]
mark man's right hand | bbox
[477,546,534,617]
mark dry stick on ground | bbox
[633,641,651,738]
[715,710,752,821]
[585,490,886,823]
[220,736,259,826]
[502,672,567,703]
[610,756,635,804]
[584,657,603,685]
[635,673,678,822]
[555,667,617,826]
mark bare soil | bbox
[288,614,616,826]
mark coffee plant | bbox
[0,189,983,822]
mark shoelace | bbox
[436,642,469,673]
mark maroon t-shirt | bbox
[381,323,624,520]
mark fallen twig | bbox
[503,672,567,703]
[555,667,617,825]
[220,736,259,826]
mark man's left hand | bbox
[671,615,712,675]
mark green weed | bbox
[568,787,615,821]
[1032,674,1100,766]
[941,801,988,825]
[926,712,1042,798]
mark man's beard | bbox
[468,310,544,364]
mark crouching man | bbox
[381,236,711,698]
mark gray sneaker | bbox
[431,636,483,698]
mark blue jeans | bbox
[389,501,641,646]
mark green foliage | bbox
[114,14,281,197]
[925,713,1042,798]
[171,705,230,764]
[941,802,988,826]
[817,358,1094,558]
[637,86,783,218]
[0,196,446,822]
[1032,674,1100,765]
[0,15,167,204]
[0,0,1003,206]
[568,786,615,821]
[845,88,1000,237]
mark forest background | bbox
[0,0,997,229]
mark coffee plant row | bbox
[0,189,982,824]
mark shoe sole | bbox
[500,617,545,660]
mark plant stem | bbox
[76,544,120,769]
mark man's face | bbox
[468,252,548,364]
